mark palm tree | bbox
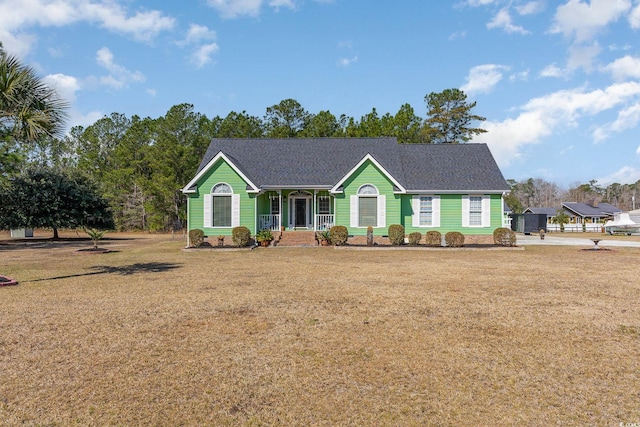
[552,209,570,232]
[1,47,69,143]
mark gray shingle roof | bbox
[192,138,509,192]
[524,207,558,216]
[562,202,621,217]
[397,143,510,191]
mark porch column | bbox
[279,191,283,230]
[313,190,317,231]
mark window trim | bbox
[204,182,240,228]
[350,184,386,228]
[412,195,440,228]
[462,195,491,228]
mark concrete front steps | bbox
[274,230,318,247]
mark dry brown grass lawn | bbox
[1,233,639,426]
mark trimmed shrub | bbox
[232,226,251,247]
[425,230,442,247]
[329,225,348,246]
[445,231,465,247]
[408,232,422,246]
[493,227,516,246]
[388,224,405,245]
[189,229,205,247]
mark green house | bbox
[182,138,510,244]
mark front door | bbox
[295,199,307,228]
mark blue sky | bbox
[2,0,640,188]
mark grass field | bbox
[1,233,639,425]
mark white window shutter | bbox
[412,196,420,227]
[350,195,358,227]
[203,194,212,228]
[482,195,491,227]
[231,194,240,227]
[432,196,441,227]
[377,195,386,228]
[461,196,470,227]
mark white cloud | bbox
[603,55,640,80]
[206,0,320,18]
[475,82,640,166]
[207,0,265,18]
[146,88,157,97]
[509,70,529,82]
[448,31,467,41]
[337,56,358,67]
[608,43,632,51]
[539,63,569,79]
[566,42,601,71]
[516,1,544,15]
[42,72,101,132]
[637,145,640,155]
[191,43,220,68]
[95,47,145,89]
[487,8,530,34]
[597,166,640,186]
[550,0,631,43]
[592,101,640,142]
[178,24,220,68]
[466,0,496,6]
[461,64,510,95]
[269,0,296,10]
[0,0,174,55]
[629,2,640,28]
[182,24,217,45]
[43,73,80,103]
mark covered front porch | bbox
[257,190,335,232]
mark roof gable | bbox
[330,153,406,194]
[182,151,260,194]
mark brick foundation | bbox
[346,234,494,246]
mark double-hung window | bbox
[270,196,280,215]
[412,195,440,227]
[420,197,433,226]
[212,183,232,227]
[462,195,490,227]
[469,196,482,226]
[350,184,385,228]
[318,196,331,214]
[204,183,239,228]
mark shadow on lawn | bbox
[25,262,182,283]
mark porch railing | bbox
[316,214,334,230]
[546,223,603,232]
[259,214,281,231]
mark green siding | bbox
[335,160,399,236]
[187,159,256,236]
[402,193,504,235]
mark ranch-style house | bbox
[182,137,510,245]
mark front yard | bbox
[1,233,638,425]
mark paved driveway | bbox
[517,234,640,248]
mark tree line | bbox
[25,93,484,232]
[505,178,640,213]
[2,45,638,234]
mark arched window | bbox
[212,183,232,194]
[357,184,378,196]
[211,183,232,227]
[357,184,379,227]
